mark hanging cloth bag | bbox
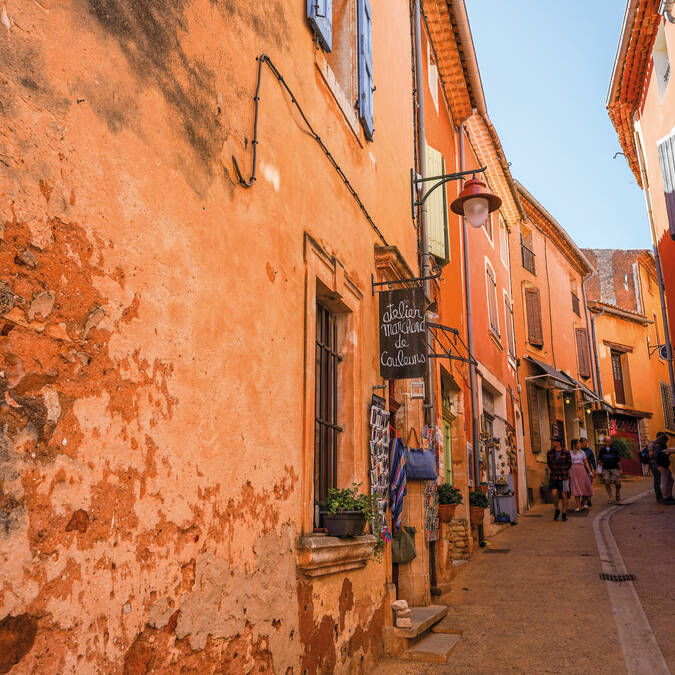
[405,427,438,481]
[391,526,417,564]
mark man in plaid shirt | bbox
[547,436,572,521]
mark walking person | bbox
[547,436,571,521]
[569,439,594,511]
[655,434,675,505]
[646,432,666,502]
[598,438,622,504]
[579,436,596,507]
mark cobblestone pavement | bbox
[373,476,674,674]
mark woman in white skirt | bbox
[569,438,594,511]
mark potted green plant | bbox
[609,436,636,461]
[321,483,372,537]
[437,484,463,522]
[469,490,489,526]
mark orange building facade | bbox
[584,249,675,453]
[607,0,675,435]
[509,185,597,499]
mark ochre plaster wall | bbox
[0,1,417,671]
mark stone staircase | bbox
[387,604,462,664]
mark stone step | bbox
[401,632,461,663]
[393,604,448,638]
[431,623,463,636]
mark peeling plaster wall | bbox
[0,0,415,672]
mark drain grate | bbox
[600,572,636,582]
[483,548,511,554]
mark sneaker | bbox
[663,497,675,505]
[561,513,568,521]
[587,499,592,506]
[554,509,560,521]
[583,504,589,510]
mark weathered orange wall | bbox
[635,17,675,357]
[0,1,419,671]
[591,259,672,440]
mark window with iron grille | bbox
[661,382,675,430]
[314,302,342,526]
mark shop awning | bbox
[561,373,604,405]
[523,355,572,390]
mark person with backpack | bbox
[598,439,622,504]
[642,433,666,502]
[655,434,675,505]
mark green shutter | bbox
[424,141,449,263]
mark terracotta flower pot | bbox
[479,484,489,495]
[438,504,457,523]
[470,506,485,526]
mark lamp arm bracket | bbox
[412,166,487,207]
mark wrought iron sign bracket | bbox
[371,267,442,295]
[427,321,478,366]
[410,165,487,220]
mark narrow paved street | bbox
[375,477,674,674]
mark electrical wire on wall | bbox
[232,53,388,247]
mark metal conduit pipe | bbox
[413,0,435,425]
[589,308,606,401]
[459,125,481,493]
[413,0,439,596]
[581,272,598,395]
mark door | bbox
[611,351,625,405]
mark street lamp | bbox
[450,178,502,228]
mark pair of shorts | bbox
[549,479,569,492]
[602,468,621,483]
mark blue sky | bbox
[465,0,650,249]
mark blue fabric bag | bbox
[405,447,438,480]
[404,429,438,480]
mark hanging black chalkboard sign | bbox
[379,287,426,380]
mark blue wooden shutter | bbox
[307,0,332,52]
[358,0,374,140]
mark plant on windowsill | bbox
[321,483,372,538]
[469,490,489,526]
[437,484,463,522]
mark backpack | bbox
[639,448,650,465]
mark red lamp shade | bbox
[450,178,502,228]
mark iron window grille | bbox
[314,302,342,526]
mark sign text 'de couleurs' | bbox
[379,287,426,380]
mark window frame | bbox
[504,291,516,361]
[314,301,341,524]
[485,260,500,338]
[611,350,626,405]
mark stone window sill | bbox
[297,534,377,578]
